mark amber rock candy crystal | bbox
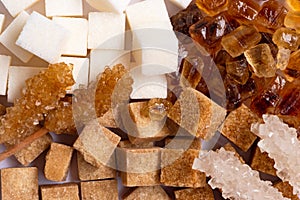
[228,0,261,22]
[272,27,300,51]
[286,0,300,12]
[284,11,300,34]
[195,0,228,16]
[0,63,74,145]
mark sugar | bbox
[86,0,131,13]
[0,0,39,17]
[0,55,11,95]
[0,14,5,33]
[169,0,192,9]
[45,0,83,17]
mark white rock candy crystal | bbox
[251,114,300,196]
[192,148,289,200]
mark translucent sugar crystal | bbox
[251,114,300,196]
[192,148,289,200]
[287,49,300,71]
[228,0,261,22]
[226,58,250,85]
[1,63,74,145]
[140,98,173,121]
[286,0,300,12]
[195,0,228,16]
[244,44,276,78]
[276,48,291,70]
[284,11,300,34]
[272,27,300,51]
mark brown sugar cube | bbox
[174,183,215,200]
[167,88,226,140]
[164,137,201,150]
[81,179,118,200]
[118,140,154,148]
[41,183,79,200]
[274,181,299,200]
[123,186,170,200]
[220,104,259,151]
[161,149,206,187]
[117,147,161,187]
[98,108,117,128]
[74,120,121,167]
[77,152,116,181]
[223,143,245,163]
[44,142,73,181]
[12,134,52,166]
[1,167,38,200]
[250,146,276,176]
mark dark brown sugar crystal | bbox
[195,0,229,16]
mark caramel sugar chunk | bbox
[118,140,154,148]
[44,142,73,181]
[1,167,38,200]
[41,183,79,200]
[160,149,206,187]
[195,0,228,16]
[73,120,121,167]
[274,181,299,200]
[250,145,276,176]
[167,88,226,140]
[223,143,245,163]
[77,152,116,181]
[117,147,161,187]
[164,137,201,150]
[13,133,52,166]
[174,183,214,200]
[124,186,170,200]
[98,108,117,128]
[81,180,118,200]
[220,104,259,152]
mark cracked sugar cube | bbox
[52,17,88,56]
[45,0,83,17]
[7,66,44,103]
[168,0,192,9]
[130,66,167,99]
[0,0,39,17]
[58,57,89,92]
[88,12,125,50]
[16,12,69,63]
[0,14,5,33]
[0,55,11,95]
[89,49,130,82]
[86,0,131,13]
[0,11,33,63]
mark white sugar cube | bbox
[7,66,44,103]
[88,12,125,50]
[0,11,33,63]
[130,66,167,99]
[16,12,69,64]
[45,0,83,17]
[86,0,131,13]
[52,17,88,56]
[0,55,11,95]
[58,57,89,92]
[89,49,130,82]
[0,0,39,17]
[168,0,192,9]
[0,14,5,33]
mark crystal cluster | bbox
[193,148,289,200]
[251,114,300,196]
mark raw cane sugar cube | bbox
[89,49,130,82]
[160,149,206,187]
[250,145,276,176]
[7,66,44,103]
[58,57,89,92]
[174,184,215,200]
[1,167,38,200]
[0,55,11,95]
[127,126,170,144]
[52,17,88,56]
[98,109,118,128]
[44,142,73,181]
[86,0,131,13]
[168,87,226,140]
[88,12,125,50]
[77,152,116,181]
[123,186,170,200]
[45,0,83,17]
[73,120,121,167]
[117,147,161,187]
[81,180,118,200]
[0,11,33,63]
[273,181,299,200]
[168,0,192,9]
[0,0,39,17]
[0,14,5,33]
[220,104,259,152]
[41,183,79,200]
[16,11,69,63]
[164,137,201,150]
[118,140,154,149]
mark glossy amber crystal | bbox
[286,0,300,12]
[287,49,300,71]
[272,27,300,51]
[195,0,228,16]
[284,11,300,34]
[276,48,291,70]
[228,0,261,22]
[226,58,249,85]
[180,56,203,88]
[141,98,173,121]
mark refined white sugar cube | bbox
[89,49,130,82]
[0,55,11,95]
[16,12,69,64]
[0,14,5,33]
[168,0,192,9]
[52,17,88,56]
[130,66,167,99]
[0,11,33,63]
[45,0,83,17]
[7,66,44,103]
[0,0,39,17]
[88,12,125,50]
[86,0,131,13]
[58,57,89,92]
